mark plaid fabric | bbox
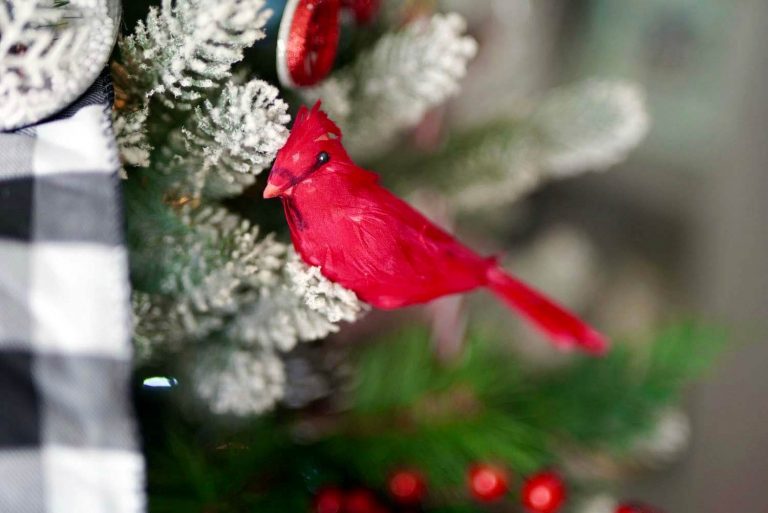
[0,72,146,512]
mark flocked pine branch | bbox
[119,0,272,110]
[129,78,289,198]
[534,80,650,176]
[308,13,477,157]
[181,80,291,197]
[408,80,649,211]
[132,206,365,414]
[286,253,364,325]
[131,208,280,354]
[117,0,365,416]
[194,348,286,416]
[113,103,151,169]
[226,248,366,354]
[132,207,362,353]
[113,0,274,173]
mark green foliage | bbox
[143,322,724,512]
[319,328,550,487]
[123,169,191,294]
[525,323,726,451]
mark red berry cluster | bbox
[314,487,387,513]
[313,466,663,513]
[468,464,565,513]
[312,472,426,513]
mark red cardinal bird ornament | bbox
[264,103,608,354]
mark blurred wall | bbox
[647,1,768,511]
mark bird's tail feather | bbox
[485,266,608,354]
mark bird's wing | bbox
[332,185,488,306]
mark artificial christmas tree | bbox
[0,1,725,511]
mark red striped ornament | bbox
[277,0,342,87]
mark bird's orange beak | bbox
[263,182,282,199]
[264,166,293,199]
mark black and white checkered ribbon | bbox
[0,72,145,512]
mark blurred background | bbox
[442,0,768,511]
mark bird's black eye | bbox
[316,151,330,165]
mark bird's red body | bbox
[265,103,607,354]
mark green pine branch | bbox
[142,322,725,512]
[526,322,726,451]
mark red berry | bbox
[313,487,344,513]
[616,503,664,513]
[345,489,379,513]
[467,463,509,502]
[388,469,426,504]
[521,471,566,513]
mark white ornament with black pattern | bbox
[0,0,120,130]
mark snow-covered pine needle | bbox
[534,80,650,176]
[182,80,291,197]
[132,208,365,415]
[113,103,151,168]
[421,80,649,210]
[120,0,272,110]
[194,348,286,416]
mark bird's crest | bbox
[291,101,342,144]
[265,101,353,198]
